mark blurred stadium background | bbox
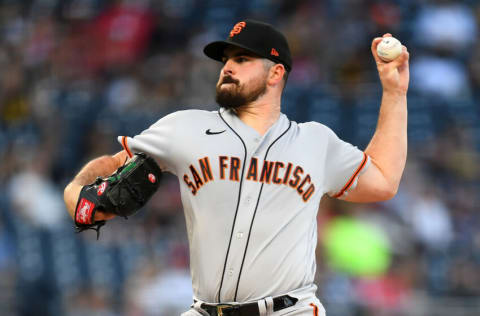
[0,0,479,315]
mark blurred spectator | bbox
[410,55,471,99]
[125,243,192,316]
[64,286,117,316]
[413,0,477,53]
[87,1,154,73]
[7,147,67,229]
[409,189,453,252]
[0,221,16,314]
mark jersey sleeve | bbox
[117,112,179,174]
[323,127,370,198]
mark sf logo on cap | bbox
[229,21,246,38]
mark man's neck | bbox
[235,100,281,136]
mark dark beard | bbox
[215,76,267,109]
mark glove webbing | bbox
[75,221,106,240]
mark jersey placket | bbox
[221,137,267,301]
[217,109,266,302]
[217,109,291,302]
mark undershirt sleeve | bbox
[323,128,370,198]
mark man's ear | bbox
[268,63,286,86]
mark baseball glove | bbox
[74,152,162,239]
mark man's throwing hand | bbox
[371,33,410,95]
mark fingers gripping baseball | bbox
[371,34,410,94]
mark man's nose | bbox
[222,59,235,75]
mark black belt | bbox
[199,295,298,316]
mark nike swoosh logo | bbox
[206,129,226,135]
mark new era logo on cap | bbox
[271,48,279,57]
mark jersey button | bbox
[228,269,234,276]
[245,196,252,205]
[254,137,260,143]
[236,232,244,239]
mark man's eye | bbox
[222,56,248,64]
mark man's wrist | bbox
[382,88,407,98]
[64,182,83,218]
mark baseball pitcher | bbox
[64,20,409,316]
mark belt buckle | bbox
[216,304,231,316]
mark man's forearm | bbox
[364,91,407,192]
[72,155,125,186]
[64,152,127,218]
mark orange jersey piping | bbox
[333,152,368,198]
[121,136,133,158]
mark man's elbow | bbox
[378,183,399,201]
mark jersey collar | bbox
[218,107,290,146]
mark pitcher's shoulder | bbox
[296,121,335,136]
[151,109,221,126]
[165,109,219,120]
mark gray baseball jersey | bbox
[118,107,369,304]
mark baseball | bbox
[376,37,402,62]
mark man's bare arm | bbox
[342,34,409,202]
[63,150,130,220]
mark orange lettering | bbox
[183,174,197,195]
[246,157,258,181]
[272,162,284,184]
[190,165,203,189]
[302,184,315,202]
[260,160,275,184]
[199,157,214,183]
[230,157,241,181]
[219,156,228,180]
[297,175,311,194]
[283,163,293,184]
[289,166,303,188]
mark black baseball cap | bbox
[204,19,292,72]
